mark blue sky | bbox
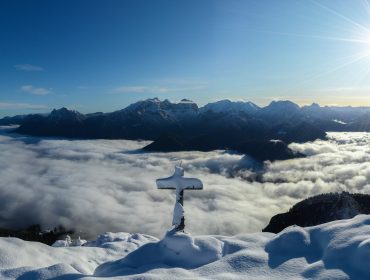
[1,0,369,116]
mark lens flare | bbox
[277,1,370,88]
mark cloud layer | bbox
[113,82,206,94]
[0,102,48,110]
[20,85,50,95]
[0,129,369,238]
[14,64,44,71]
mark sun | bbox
[284,0,370,86]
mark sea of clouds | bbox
[0,126,369,238]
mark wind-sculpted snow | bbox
[2,126,370,238]
[1,215,370,279]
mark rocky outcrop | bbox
[263,192,370,233]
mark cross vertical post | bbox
[177,190,185,231]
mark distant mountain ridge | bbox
[3,98,370,130]
[4,98,368,160]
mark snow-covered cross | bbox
[156,166,203,231]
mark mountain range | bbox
[3,98,370,160]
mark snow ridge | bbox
[2,215,370,279]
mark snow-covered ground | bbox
[1,215,370,279]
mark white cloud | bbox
[20,85,50,95]
[14,64,44,71]
[0,130,370,239]
[114,84,206,94]
[0,102,48,110]
[115,86,172,93]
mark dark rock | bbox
[143,133,185,152]
[263,192,370,233]
[237,140,304,161]
[0,224,74,246]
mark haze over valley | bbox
[2,123,370,238]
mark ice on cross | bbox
[156,166,203,231]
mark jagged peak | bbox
[118,98,199,118]
[201,99,260,113]
[179,98,195,103]
[49,107,84,120]
[302,102,321,110]
[267,100,300,107]
[50,107,80,115]
[128,98,194,107]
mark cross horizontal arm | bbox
[180,178,203,190]
[157,186,176,189]
[156,178,177,189]
[183,186,203,190]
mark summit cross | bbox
[156,166,203,231]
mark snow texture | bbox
[1,215,370,279]
[52,236,87,247]
[172,202,184,227]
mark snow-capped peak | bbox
[265,100,300,110]
[123,98,199,120]
[200,99,260,114]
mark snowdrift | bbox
[2,215,370,279]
